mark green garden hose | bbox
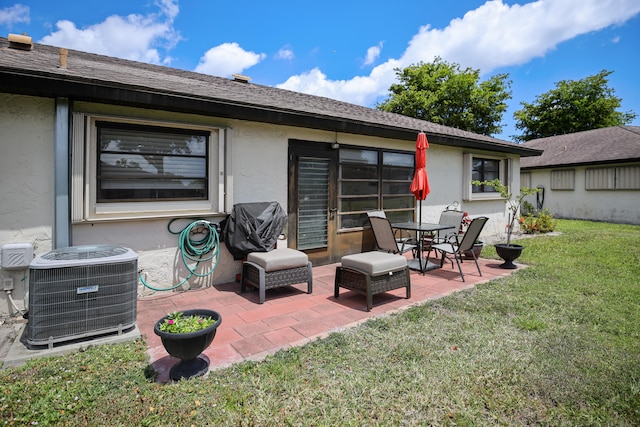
[140,219,220,291]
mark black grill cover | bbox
[223,202,287,260]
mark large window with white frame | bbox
[463,153,512,200]
[97,122,209,202]
[72,113,228,222]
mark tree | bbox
[513,70,637,142]
[471,179,540,246]
[376,57,512,136]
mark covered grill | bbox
[223,202,287,260]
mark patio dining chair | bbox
[421,209,464,262]
[368,216,416,255]
[366,210,416,248]
[426,216,488,282]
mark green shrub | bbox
[521,200,535,216]
[520,208,556,234]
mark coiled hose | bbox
[140,219,220,291]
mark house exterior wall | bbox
[415,144,521,242]
[0,93,518,318]
[524,165,640,225]
[0,94,55,315]
[69,102,327,295]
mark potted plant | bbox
[154,309,222,381]
[471,178,540,269]
[459,211,472,234]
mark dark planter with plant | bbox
[463,240,484,260]
[493,244,523,269]
[471,178,540,269]
[154,309,222,381]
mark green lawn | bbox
[1,219,639,426]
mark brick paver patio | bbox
[138,255,515,383]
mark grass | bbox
[1,219,639,426]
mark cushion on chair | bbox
[247,248,309,272]
[341,251,407,276]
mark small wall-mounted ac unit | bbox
[27,245,138,347]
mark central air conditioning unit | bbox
[27,245,138,347]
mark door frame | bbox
[287,140,340,265]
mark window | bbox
[97,122,208,202]
[338,148,414,229]
[615,165,640,189]
[381,152,415,218]
[72,113,228,221]
[551,169,575,190]
[586,166,640,190]
[471,158,501,193]
[462,153,511,201]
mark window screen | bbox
[97,122,209,202]
[551,169,575,190]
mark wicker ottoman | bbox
[241,248,313,304]
[334,251,411,311]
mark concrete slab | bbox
[2,323,141,369]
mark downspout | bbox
[54,97,70,249]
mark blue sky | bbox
[2,0,639,141]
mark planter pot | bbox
[494,243,524,269]
[463,242,484,260]
[154,309,222,381]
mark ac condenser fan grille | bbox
[40,245,129,261]
[28,246,138,347]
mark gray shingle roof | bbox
[520,126,640,169]
[0,37,541,156]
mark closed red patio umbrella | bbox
[410,132,430,223]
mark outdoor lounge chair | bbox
[426,216,488,282]
[368,216,416,255]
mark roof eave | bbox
[0,68,542,157]
[522,157,640,170]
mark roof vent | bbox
[8,33,33,51]
[232,73,251,83]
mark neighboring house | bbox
[0,36,541,318]
[520,126,640,225]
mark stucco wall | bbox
[0,96,517,317]
[0,94,55,315]
[70,115,343,293]
[416,144,520,244]
[526,167,640,225]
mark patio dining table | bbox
[392,221,456,274]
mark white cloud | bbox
[0,3,30,27]
[156,0,179,21]
[194,42,266,77]
[363,42,383,66]
[401,0,640,72]
[38,0,180,65]
[278,60,400,106]
[278,0,640,107]
[276,47,294,60]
